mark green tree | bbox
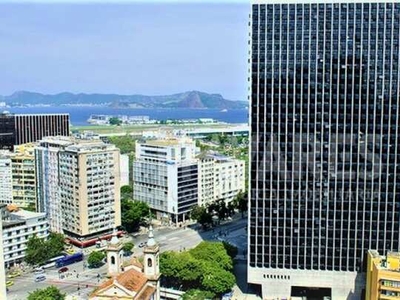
[189,241,233,271]
[109,117,122,126]
[190,205,212,228]
[47,232,65,258]
[28,286,65,300]
[25,235,48,266]
[87,251,106,268]
[121,185,133,200]
[182,289,215,300]
[122,242,134,254]
[232,191,248,218]
[121,199,150,232]
[201,263,235,295]
[108,135,136,154]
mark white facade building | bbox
[0,152,12,205]
[1,206,49,266]
[119,154,130,187]
[133,138,198,224]
[198,153,245,206]
[35,136,73,233]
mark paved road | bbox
[7,215,248,299]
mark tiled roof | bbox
[91,268,148,297]
[135,285,156,300]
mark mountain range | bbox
[1,91,247,109]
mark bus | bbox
[37,255,66,269]
[55,252,83,268]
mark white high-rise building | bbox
[0,151,12,205]
[119,154,130,187]
[35,136,121,239]
[133,138,198,224]
[198,153,245,207]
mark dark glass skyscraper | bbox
[248,1,400,298]
[0,113,70,149]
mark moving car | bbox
[58,266,69,273]
[138,242,146,248]
[7,271,21,278]
[34,275,46,282]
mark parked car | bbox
[58,267,69,273]
[6,281,14,287]
[138,242,146,248]
[7,271,21,278]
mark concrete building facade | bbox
[59,141,121,239]
[248,1,400,299]
[0,152,12,205]
[1,205,49,267]
[11,144,36,210]
[133,138,198,224]
[366,250,400,300]
[198,153,245,207]
[35,136,121,239]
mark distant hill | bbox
[3,91,247,109]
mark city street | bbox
[6,215,248,299]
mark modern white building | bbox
[198,153,245,207]
[35,136,121,239]
[120,154,130,187]
[0,211,6,297]
[133,138,198,224]
[35,136,73,233]
[0,151,12,205]
[1,205,49,267]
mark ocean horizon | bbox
[4,106,249,126]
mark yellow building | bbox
[11,144,37,210]
[366,250,400,300]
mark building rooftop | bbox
[142,137,194,147]
[369,249,400,272]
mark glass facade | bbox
[249,2,400,273]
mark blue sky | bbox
[0,1,249,100]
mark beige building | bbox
[366,250,400,300]
[36,136,121,239]
[198,152,245,206]
[11,143,36,210]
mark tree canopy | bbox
[232,191,248,218]
[160,241,235,296]
[25,233,65,266]
[190,205,212,228]
[122,242,134,254]
[108,135,135,154]
[121,199,150,232]
[27,286,65,300]
[87,251,106,268]
[109,117,122,126]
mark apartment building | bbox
[366,250,400,300]
[1,205,49,267]
[133,138,198,224]
[59,141,121,239]
[35,136,73,233]
[35,136,121,239]
[0,152,12,205]
[11,144,36,210]
[120,154,130,186]
[198,153,245,207]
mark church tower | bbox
[143,226,160,300]
[106,229,123,277]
